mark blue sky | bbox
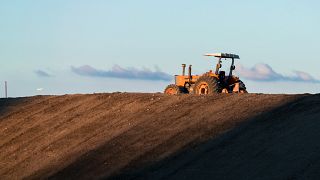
[1,0,320,97]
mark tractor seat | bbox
[219,71,225,80]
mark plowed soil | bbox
[0,93,320,179]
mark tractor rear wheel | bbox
[164,84,186,95]
[194,76,220,95]
[239,80,248,93]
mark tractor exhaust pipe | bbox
[182,64,186,76]
[188,65,192,80]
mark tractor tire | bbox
[164,84,186,95]
[194,76,220,95]
[239,80,248,93]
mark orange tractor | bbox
[164,53,247,95]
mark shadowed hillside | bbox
[0,93,319,179]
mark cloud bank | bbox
[71,65,172,81]
[34,70,52,77]
[236,63,319,83]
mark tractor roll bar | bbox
[215,58,222,75]
[228,58,235,80]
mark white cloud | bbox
[236,63,320,83]
[34,70,52,77]
[71,65,171,81]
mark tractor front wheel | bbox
[164,84,186,95]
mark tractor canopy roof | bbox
[204,53,240,59]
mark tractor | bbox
[164,53,247,95]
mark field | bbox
[1,93,320,179]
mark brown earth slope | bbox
[0,93,319,179]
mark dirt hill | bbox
[0,93,320,179]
